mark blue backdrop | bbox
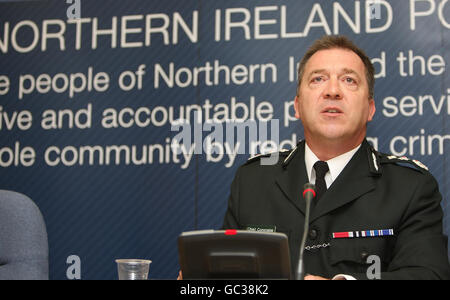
[0,0,449,279]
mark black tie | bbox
[313,161,329,202]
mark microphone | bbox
[296,183,316,280]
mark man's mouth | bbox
[321,107,343,114]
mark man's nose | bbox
[323,77,342,100]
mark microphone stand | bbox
[296,183,315,280]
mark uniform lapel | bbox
[310,140,376,223]
[275,141,309,215]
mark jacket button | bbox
[308,229,318,240]
[361,251,370,262]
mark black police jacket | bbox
[222,139,450,279]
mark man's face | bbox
[294,48,376,148]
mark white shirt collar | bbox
[305,143,361,188]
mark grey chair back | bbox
[0,190,49,279]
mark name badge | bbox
[245,225,277,233]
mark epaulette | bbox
[376,151,430,174]
[245,148,292,165]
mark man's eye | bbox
[344,77,356,84]
[312,76,324,83]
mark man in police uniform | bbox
[222,36,450,280]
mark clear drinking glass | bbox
[115,259,152,280]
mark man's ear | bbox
[294,96,301,119]
[367,98,376,122]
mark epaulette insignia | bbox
[382,154,429,172]
[411,159,429,171]
[245,149,291,165]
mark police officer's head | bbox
[294,35,376,159]
[296,35,375,99]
